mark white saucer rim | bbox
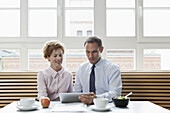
[16,104,39,110]
[90,105,112,111]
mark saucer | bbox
[16,104,39,111]
[90,105,112,111]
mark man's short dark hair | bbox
[84,36,102,50]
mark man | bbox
[73,36,122,105]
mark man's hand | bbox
[79,92,96,105]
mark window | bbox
[0,0,20,8]
[106,0,135,36]
[0,0,20,37]
[28,0,57,37]
[66,49,87,71]
[28,49,49,70]
[0,49,20,71]
[65,0,94,37]
[106,49,135,70]
[1,0,170,71]
[144,49,170,70]
[143,0,170,36]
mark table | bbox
[0,101,169,113]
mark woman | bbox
[37,40,73,101]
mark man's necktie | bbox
[89,65,96,94]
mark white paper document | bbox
[51,103,87,112]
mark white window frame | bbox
[0,0,170,71]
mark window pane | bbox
[29,10,57,37]
[65,10,94,36]
[0,10,20,37]
[107,10,135,36]
[65,0,94,7]
[0,49,20,71]
[29,0,57,7]
[29,49,49,70]
[144,10,170,36]
[106,49,135,70]
[107,0,135,8]
[0,0,20,8]
[144,49,170,70]
[144,0,170,7]
[66,49,87,71]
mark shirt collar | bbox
[89,58,103,68]
[48,66,64,78]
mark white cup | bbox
[93,98,108,108]
[17,98,35,108]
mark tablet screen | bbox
[59,93,89,103]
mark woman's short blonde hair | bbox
[43,40,65,59]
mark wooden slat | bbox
[0,86,37,89]
[0,79,37,82]
[122,76,170,78]
[121,72,170,75]
[0,72,37,76]
[123,83,170,85]
[123,86,170,89]
[0,93,37,96]
[0,83,37,85]
[0,104,8,107]
[159,105,170,108]
[129,97,170,100]
[123,90,170,92]
[0,97,37,99]
[151,101,170,104]
[0,76,37,78]
[0,90,37,92]
[122,93,170,96]
[122,79,170,82]
[0,101,13,104]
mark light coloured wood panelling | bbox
[0,71,170,110]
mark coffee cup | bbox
[93,98,108,108]
[17,98,35,108]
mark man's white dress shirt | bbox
[73,58,122,101]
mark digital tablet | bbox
[59,93,89,103]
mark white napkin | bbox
[51,103,87,112]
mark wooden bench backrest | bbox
[121,72,170,110]
[0,72,170,110]
[0,72,37,108]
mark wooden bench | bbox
[0,72,170,110]
[122,72,170,110]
